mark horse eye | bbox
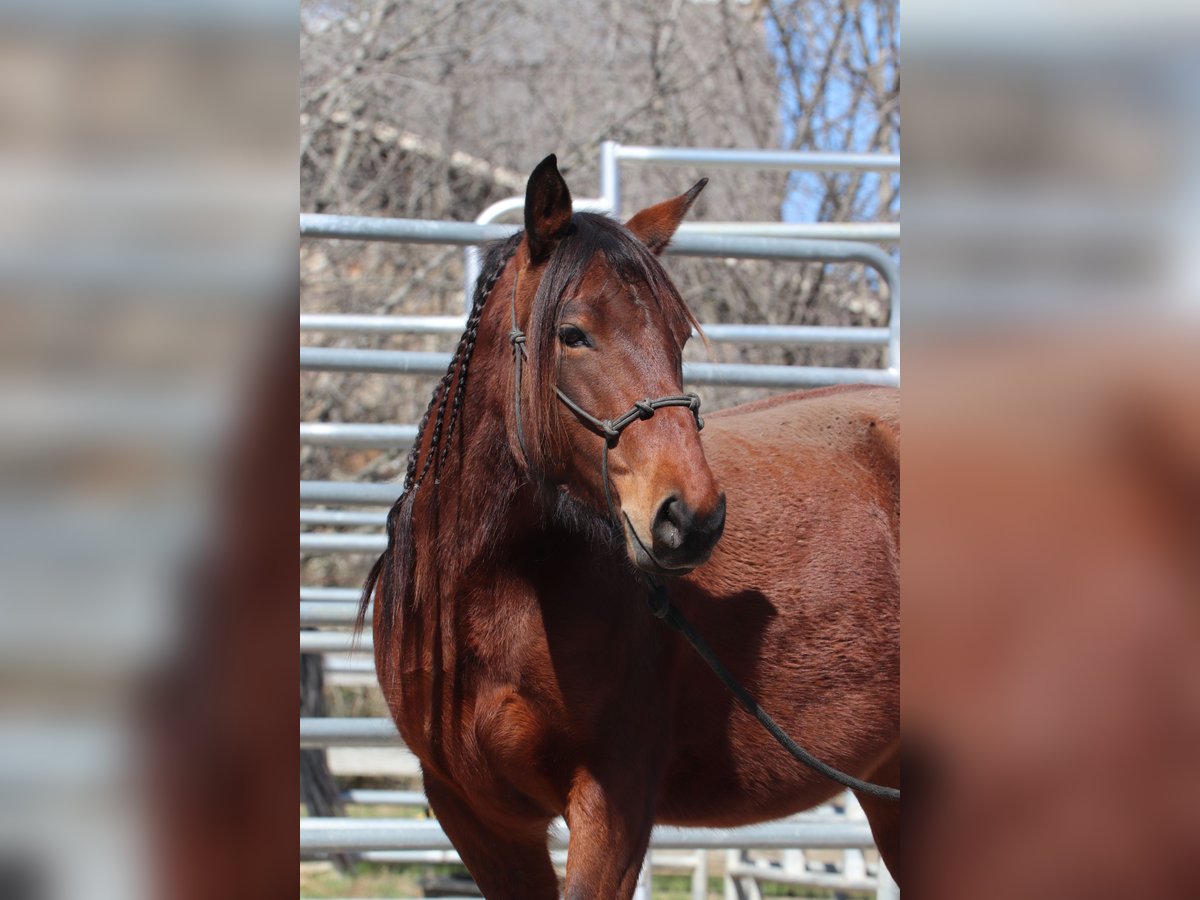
[558,324,591,348]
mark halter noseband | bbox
[508,266,703,524]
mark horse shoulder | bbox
[470,684,569,818]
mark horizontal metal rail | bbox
[653,360,891,388]
[458,219,896,243]
[300,509,388,527]
[300,423,417,449]
[727,861,878,893]
[300,717,398,747]
[300,817,876,853]
[612,144,900,173]
[343,789,428,806]
[301,586,361,602]
[301,313,466,335]
[300,631,372,654]
[300,533,387,554]
[300,215,513,246]
[300,347,897,388]
[301,602,366,627]
[300,480,398,506]
[300,313,889,346]
[679,221,898,242]
[323,657,377,676]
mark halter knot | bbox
[508,329,526,346]
[600,420,621,441]
[633,399,655,419]
[686,393,705,429]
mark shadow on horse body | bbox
[361,155,900,898]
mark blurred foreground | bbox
[904,1,1200,897]
[0,3,295,899]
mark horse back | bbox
[705,384,898,505]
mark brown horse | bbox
[362,155,900,898]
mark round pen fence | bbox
[300,144,899,900]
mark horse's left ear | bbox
[624,178,708,255]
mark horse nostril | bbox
[651,495,687,551]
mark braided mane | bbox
[356,233,521,642]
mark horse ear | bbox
[624,178,708,255]
[524,154,573,264]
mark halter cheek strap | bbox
[508,266,703,524]
[509,271,532,464]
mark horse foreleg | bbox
[561,768,655,900]
[423,774,559,900]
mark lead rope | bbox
[645,580,900,801]
[507,261,898,802]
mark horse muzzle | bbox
[626,492,726,575]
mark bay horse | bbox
[361,155,900,898]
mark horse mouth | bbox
[623,513,699,576]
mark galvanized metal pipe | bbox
[300,347,449,376]
[300,347,896,388]
[300,602,366,627]
[300,817,876,853]
[343,789,428,806]
[300,509,388,527]
[299,313,889,346]
[300,533,387,553]
[612,145,900,173]
[300,422,417,449]
[299,717,398,747]
[300,214,514,246]
[301,481,399,506]
[599,140,621,216]
[725,862,877,891]
[680,360,897,388]
[323,657,376,676]
[300,586,360,602]
[301,313,466,334]
[679,221,898,242]
[698,324,889,345]
[299,631,372,654]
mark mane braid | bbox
[356,233,522,644]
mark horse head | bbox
[507,154,726,575]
